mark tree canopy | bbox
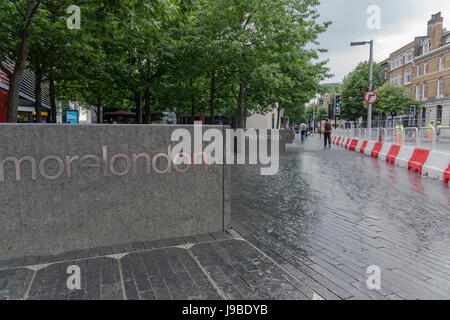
[340,61,384,121]
[1,0,330,127]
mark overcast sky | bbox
[315,0,450,83]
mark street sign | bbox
[364,90,378,104]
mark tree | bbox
[0,0,94,122]
[373,82,420,118]
[341,61,384,121]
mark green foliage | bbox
[340,61,384,121]
[373,82,420,116]
[1,0,330,126]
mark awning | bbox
[18,106,35,112]
[106,110,136,117]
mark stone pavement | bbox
[1,136,449,300]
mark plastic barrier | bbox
[386,145,401,164]
[336,136,341,145]
[360,140,368,154]
[349,139,359,151]
[364,141,376,156]
[408,148,431,174]
[345,138,351,149]
[444,164,450,183]
[371,142,384,158]
[378,143,392,161]
[396,146,415,168]
[332,136,337,144]
[422,151,450,181]
[355,139,364,152]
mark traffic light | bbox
[334,94,341,116]
[410,105,416,116]
[336,95,341,107]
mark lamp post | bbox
[351,40,374,129]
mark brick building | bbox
[385,12,450,126]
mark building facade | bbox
[385,12,450,126]
[246,105,284,130]
[0,58,52,123]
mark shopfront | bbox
[0,59,51,123]
[0,88,7,122]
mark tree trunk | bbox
[190,78,195,124]
[276,106,281,129]
[6,36,29,123]
[96,98,102,124]
[135,92,142,124]
[237,79,245,128]
[34,67,43,123]
[144,87,151,124]
[175,108,181,124]
[210,70,216,124]
[49,74,57,123]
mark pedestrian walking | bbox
[302,123,308,140]
[323,119,332,148]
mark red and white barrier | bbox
[386,145,401,164]
[408,148,431,175]
[371,142,383,158]
[378,143,392,161]
[395,146,415,168]
[332,136,450,184]
[422,151,450,182]
[364,141,376,156]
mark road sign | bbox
[364,91,378,104]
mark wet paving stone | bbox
[231,137,450,300]
[121,247,221,300]
[1,138,449,300]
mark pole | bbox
[312,96,316,132]
[368,40,374,130]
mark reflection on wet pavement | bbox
[232,136,450,300]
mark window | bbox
[417,65,421,77]
[391,61,395,70]
[436,105,442,122]
[384,71,388,80]
[424,63,429,74]
[440,56,445,70]
[438,79,444,96]
[405,69,412,84]
[423,42,429,54]
[423,83,428,100]
[416,85,420,100]
[406,50,413,62]
[390,73,402,86]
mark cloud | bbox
[316,0,450,82]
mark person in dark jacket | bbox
[323,119,332,148]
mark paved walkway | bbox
[1,136,449,300]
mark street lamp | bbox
[351,40,374,129]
